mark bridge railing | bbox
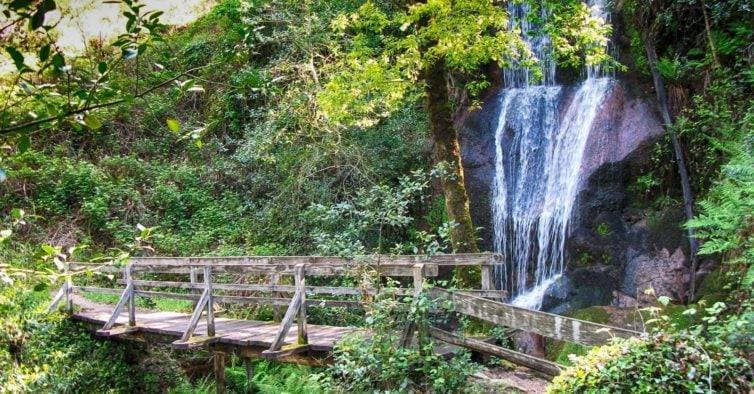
[50,253,505,357]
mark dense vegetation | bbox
[1,0,752,392]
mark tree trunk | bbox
[643,34,700,302]
[700,0,720,69]
[423,61,479,259]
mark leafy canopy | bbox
[318,0,614,128]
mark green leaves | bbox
[83,114,103,130]
[5,46,27,72]
[166,118,181,133]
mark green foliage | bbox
[549,333,752,393]
[318,0,613,128]
[305,168,454,256]
[319,284,479,393]
[0,283,186,392]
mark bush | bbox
[319,285,479,393]
[549,332,752,393]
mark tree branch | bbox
[0,64,214,136]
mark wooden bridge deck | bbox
[71,300,359,353]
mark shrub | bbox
[319,284,479,393]
[549,333,752,393]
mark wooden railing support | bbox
[96,264,137,337]
[270,273,281,322]
[263,264,309,358]
[205,265,215,337]
[126,264,135,326]
[295,263,308,345]
[213,350,226,394]
[400,263,425,347]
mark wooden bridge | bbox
[49,253,642,391]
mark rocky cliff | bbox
[459,78,692,312]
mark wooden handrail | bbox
[431,288,641,346]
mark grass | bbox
[83,292,195,313]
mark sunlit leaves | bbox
[166,118,181,132]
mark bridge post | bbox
[243,357,254,393]
[401,263,425,347]
[65,275,73,314]
[213,350,226,394]
[126,263,135,326]
[204,265,215,337]
[294,264,308,345]
[270,273,281,322]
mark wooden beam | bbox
[295,264,308,345]
[96,325,139,338]
[263,290,302,354]
[243,358,254,393]
[126,264,136,326]
[47,282,67,313]
[261,344,310,360]
[101,282,134,330]
[179,288,210,342]
[400,263,425,348]
[432,289,641,346]
[428,327,563,377]
[270,273,282,322]
[205,266,215,337]
[214,350,226,394]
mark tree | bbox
[629,0,700,301]
[317,0,612,255]
[0,0,206,142]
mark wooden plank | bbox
[432,289,640,346]
[214,351,226,394]
[65,277,73,313]
[295,264,308,345]
[126,264,136,326]
[126,263,439,277]
[180,288,210,342]
[400,263,425,347]
[204,266,215,337]
[428,327,563,377]
[264,290,302,353]
[127,253,497,266]
[172,335,220,350]
[96,325,139,338]
[261,344,310,360]
[129,280,505,299]
[270,273,282,322]
[47,283,67,313]
[102,282,133,330]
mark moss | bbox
[547,307,612,365]
[568,306,612,324]
[696,269,730,304]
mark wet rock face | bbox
[459,78,691,311]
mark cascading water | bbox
[492,1,612,310]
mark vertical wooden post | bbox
[213,350,226,394]
[401,263,425,348]
[270,273,281,322]
[294,264,308,345]
[481,264,492,292]
[205,265,215,337]
[412,263,425,296]
[65,275,73,314]
[126,263,136,326]
[189,263,199,309]
[243,357,254,393]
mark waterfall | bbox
[492,1,612,310]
